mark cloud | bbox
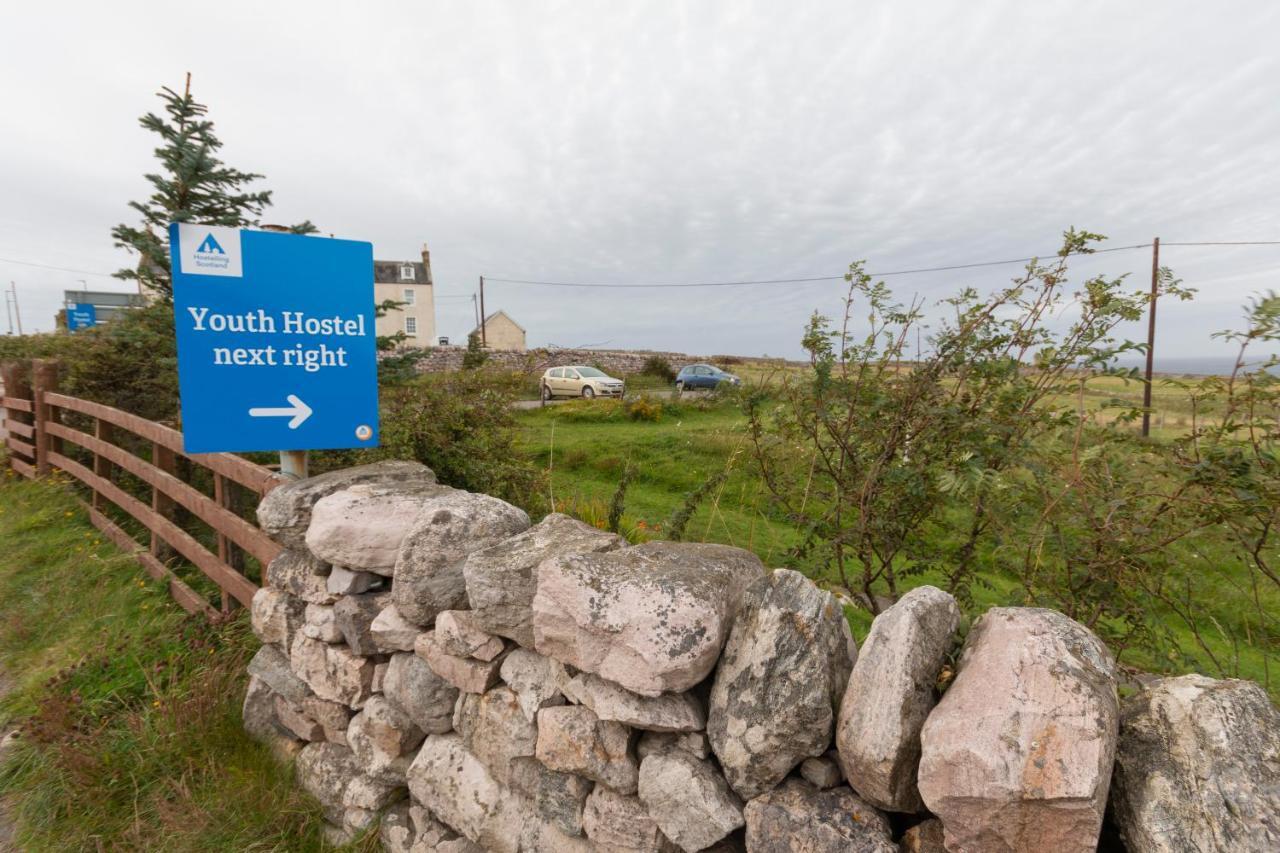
[1,0,1277,366]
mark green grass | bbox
[516,395,1280,692]
[0,470,337,852]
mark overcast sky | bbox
[2,2,1277,365]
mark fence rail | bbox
[1,359,284,620]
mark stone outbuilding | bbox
[472,310,526,351]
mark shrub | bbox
[640,355,676,383]
[462,332,489,370]
[623,395,663,422]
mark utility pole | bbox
[478,275,487,346]
[9,283,22,335]
[4,288,13,335]
[472,293,480,331]
[1141,237,1160,438]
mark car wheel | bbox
[541,384,552,402]
[582,386,595,399]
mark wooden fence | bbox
[1,359,284,621]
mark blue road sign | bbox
[66,302,97,331]
[169,224,379,454]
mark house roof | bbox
[373,260,432,286]
[471,310,525,334]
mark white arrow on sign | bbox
[248,394,313,429]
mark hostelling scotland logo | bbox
[178,224,242,277]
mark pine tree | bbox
[112,75,316,299]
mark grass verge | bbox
[0,470,333,851]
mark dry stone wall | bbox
[243,460,1280,852]
[395,346,776,377]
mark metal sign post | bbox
[168,224,379,462]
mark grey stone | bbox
[1111,674,1280,853]
[302,603,343,643]
[382,651,458,735]
[306,481,452,574]
[564,671,704,733]
[327,564,379,596]
[533,542,766,696]
[453,687,538,786]
[347,695,425,783]
[407,733,527,853]
[334,591,392,656]
[249,587,305,648]
[836,585,959,812]
[707,569,856,800]
[256,459,437,549]
[582,786,674,853]
[536,704,638,794]
[638,750,744,853]
[499,648,569,723]
[520,818,595,852]
[636,730,711,761]
[295,741,361,823]
[373,660,388,694]
[918,607,1119,853]
[290,633,378,708]
[302,695,353,746]
[265,548,335,605]
[392,490,531,626]
[799,754,842,789]
[344,773,406,810]
[247,643,310,705]
[417,631,505,693]
[464,512,625,646]
[436,610,506,661]
[411,805,459,847]
[242,676,303,760]
[380,801,416,853]
[510,756,595,837]
[742,778,894,853]
[898,819,946,853]
[274,694,324,741]
[371,603,422,653]
[342,806,379,835]
[436,840,486,853]
[321,822,355,847]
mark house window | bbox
[399,264,415,282]
[403,288,416,305]
[404,316,417,335]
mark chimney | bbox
[420,243,432,285]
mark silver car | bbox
[541,366,625,400]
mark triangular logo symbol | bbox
[196,233,225,254]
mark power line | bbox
[0,256,120,278]
[485,243,1159,289]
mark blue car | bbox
[675,363,741,392]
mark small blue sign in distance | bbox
[169,223,379,454]
[66,303,97,331]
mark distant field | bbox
[514,389,1279,694]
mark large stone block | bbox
[334,591,392,656]
[1110,674,1280,853]
[347,695,425,784]
[532,542,766,696]
[918,607,1119,853]
[250,587,305,648]
[295,741,362,823]
[242,676,302,761]
[464,512,625,647]
[289,633,377,708]
[302,603,343,643]
[265,548,335,605]
[437,610,505,661]
[453,687,539,786]
[835,585,959,812]
[257,459,436,549]
[582,786,674,853]
[707,569,856,800]
[637,750,744,853]
[510,756,594,838]
[382,651,458,735]
[743,778,894,853]
[247,643,310,705]
[536,705,638,794]
[306,481,451,574]
[391,491,531,626]
[371,603,422,653]
[499,648,569,723]
[417,632,505,694]
[563,672,704,733]
[406,733,527,853]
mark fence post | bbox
[92,417,113,511]
[1,361,33,476]
[213,473,246,614]
[150,441,178,562]
[31,359,60,477]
